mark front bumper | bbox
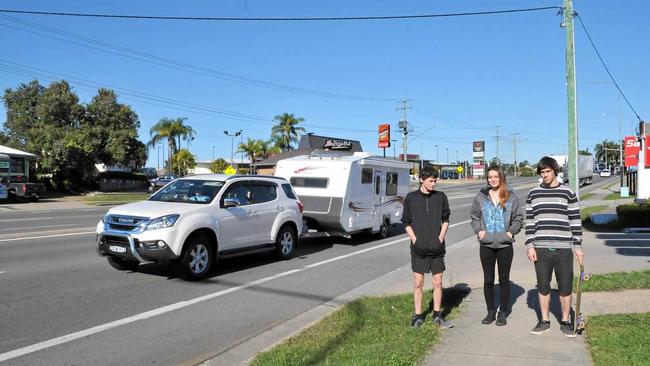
[96,230,179,263]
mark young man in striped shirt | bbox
[526,156,584,337]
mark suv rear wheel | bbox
[274,225,296,260]
[179,236,213,280]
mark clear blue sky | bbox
[0,1,647,168]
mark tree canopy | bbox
[2,79,146,189]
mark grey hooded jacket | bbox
[470,187,523,249]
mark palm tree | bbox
[172,149,196,176]
[237,138,262,173]
[148,117,194,175]
[594,140,620,169]
[269,134,290,153]
[257,139,282,160]
[272,113,306,152]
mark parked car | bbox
[599,169,611,177]
[96,174,303,280]
[0,177,46,201]
[0,181,7,201]
[148,175,178,192]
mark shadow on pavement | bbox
[595,233,650,257]
[526,288,565,324]
[427,283,472,319]
[493,282,526,316]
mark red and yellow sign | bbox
[624,136,640,167]
[378,124,391,148]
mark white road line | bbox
[0,219,473,362]
[0,224,79,232]
[0,217,56,222]
[0,231,96,242]
[0,271,6,274]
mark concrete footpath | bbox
[204,228,650,366]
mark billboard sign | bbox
[472,141,485,159]
[624,136,640,167]
[378,124,391,148]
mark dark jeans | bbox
[480,245,513,312]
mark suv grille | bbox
[106,215,149,232]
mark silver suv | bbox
[96,175,303,280]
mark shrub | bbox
[616,204,650,228]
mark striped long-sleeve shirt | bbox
[525,184,582,249]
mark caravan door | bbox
[373,171,385,231]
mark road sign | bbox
[456,166,464,174]
[224,165,236,175]
[0,162,8,169]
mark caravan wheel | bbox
[377,219,390,239]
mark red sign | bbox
[624,136,640,167]
[378,124,391,148]
[646,136,650,168]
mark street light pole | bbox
[212,145,215,161]
[435,145,439,164]
[391,139,397,159]
[445,148,449,164]
[224,130,242,166]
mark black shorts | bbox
[534,248,574,296]
[411,254,445,274]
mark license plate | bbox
[109,245,127,254]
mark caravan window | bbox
[290,177,329,188]
[386,172,398,196]
[361,168,373,184]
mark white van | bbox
[275,152,410,238]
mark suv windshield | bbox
[149,179,225,204]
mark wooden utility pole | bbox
[564,0,580,195]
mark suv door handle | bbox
[247,209,257,215]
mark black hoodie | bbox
[401,189,450,257]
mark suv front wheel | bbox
[179,236,213,280]
[274,225,296,260]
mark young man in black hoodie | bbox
[402,168,453,328]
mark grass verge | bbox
[84,192,149,205]
[580,205,608,220]
[251,288,469,366]
[581,192,596,201]
[577,270,650,292]
[604,192,636,200]
[586,312,650,366]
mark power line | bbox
[0,15,395,102]
[575,14,642,122]
[0,7,561,22]
[0,59,385,134]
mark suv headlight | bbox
[146,214,180,231]
[102,213,110,224]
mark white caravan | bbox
[274,152,411,238]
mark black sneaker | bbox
[411,314,425,328]
[531,320,551,335]
[560,321,576,338]
[481,310,496,325]
[495,311,507,326]
[432,315,454,329]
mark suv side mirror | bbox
[223,198,239,208]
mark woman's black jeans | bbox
[480,245,513,313]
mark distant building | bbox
[188,158,251,175]
[0,145,38,181]
[253,134,363,175]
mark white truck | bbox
[96,174,303,280]
[548,154,595,186]
[274,152,410,238]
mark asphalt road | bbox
[0,175,616,365]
